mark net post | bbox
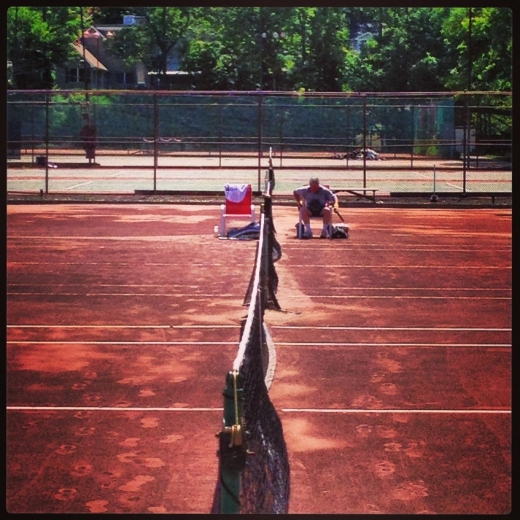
[430,165,438,202]
[216,369,246,513]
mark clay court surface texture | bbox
[6,202,511,514]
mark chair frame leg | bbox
[297,214,333,239]
[220,205,226,237]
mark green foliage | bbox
[7,6,84,89]
[6,7,512,93]
[105,7,191,77]
[440,8,512,91]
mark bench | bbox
[451,192,511,205]
[333,188,379,202]
[390,191,511,205]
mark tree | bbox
[177,8,215,88]
[7,6,84,89]
[104,7,191,87]
[303,8,350,91]
[6,6,512,93]
[343,8,449,92]
[91,7,130,25]
[182,7,240,89]
[440,7,512,91]
[183,7,293,90]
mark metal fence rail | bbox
[7,89,512,196]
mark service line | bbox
[282,408,511,414]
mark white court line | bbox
[6,284,510,292]
[276,342,510,348]
[8,262,229,266]
[7,324,238,329]
[282,408,510,414]
[6,341,510,348]
[7,262,509,269]
[65,180,94,190]
[5,405,510,414]
[445,181,465,190]
[318,287,511,292]
[7,236,203,241]
[7,406,222,412]
[7,292,241,298]
[411,170,464,191]
[412,171,434,180]
[9,283,221,287]
[7,239,512,253]
[283,265,510,269]
[272,326,511,332]
[6,325,509,332]
[7,340,234,345]
[64,171,127,190]
[7,292,509,300]
[289,295,511,300]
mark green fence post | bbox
[411,105,415,169]
[45,91,49,194]
[153,92,158,193]
[257,93,263,192]
[219,104,223,167]
[363,95,367,189]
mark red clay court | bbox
[6,202,511,514]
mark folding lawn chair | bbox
[219,184,256,237]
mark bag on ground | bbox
[331,224,350,239]
[295,222,306,237]
[226,222,260,240]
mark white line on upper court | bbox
[6,284,510,292]
[7,243,512,254]
[281,408,511,414]
[6,406,221,412]
[6,341,511,347]
[6,324,238,329]
[6,262,511,269]
[5,406,511,414]
[6,325,511,332]
[65,181,94,190]
[6,292,510,300]
[272,326,511,332]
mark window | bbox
[116,72,135,86]
[66,67,90,84]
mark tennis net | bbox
[211,160,289,514]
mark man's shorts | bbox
[306,199,325,217]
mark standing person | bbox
[80,114,98,164]
[293,177,337,238]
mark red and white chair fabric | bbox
[219,184,256,237]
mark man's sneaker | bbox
[320,230,329,238]
[302,229,313,239]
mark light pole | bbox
[84,27,102,89]
[259,30,286,90]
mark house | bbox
[349,22,378,52]
[57,19,147,90]
[350,31,375,52]
[57,15,190,90]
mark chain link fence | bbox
[7,90,511,196]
